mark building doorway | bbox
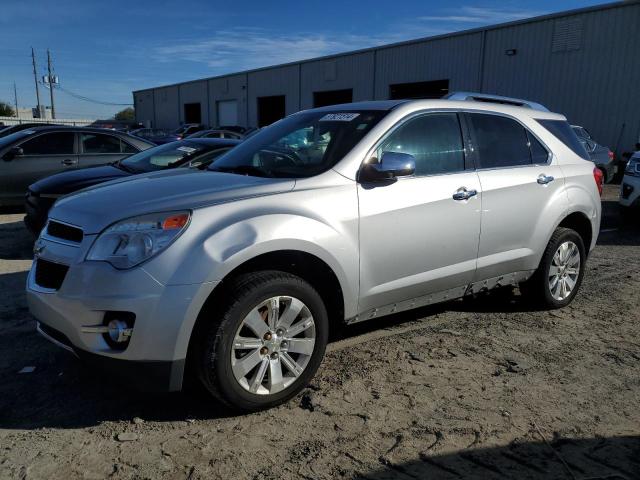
[217,100,238,127]
[313,89,353,107]
[257,95,286,127]
[184,103,202,124]
[389,79,449,100]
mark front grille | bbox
[47,220,84,243]
[34,259,69,290]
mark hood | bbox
[29,164,130,195]
[49,169,296,234]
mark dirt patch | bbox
[1,186,639,479]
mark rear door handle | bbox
[452,187,477,201]
[61,158,77,166]
[537,174,554,185]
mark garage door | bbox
[217,100,238,127]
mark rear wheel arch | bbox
[557,211,594,255]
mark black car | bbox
[25,137,239,234]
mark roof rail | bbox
[443,92,550,112]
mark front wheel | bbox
[519,227,586,309]
[196,271,328,411]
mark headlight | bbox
[87,211,190,269]
[625,158,640,177]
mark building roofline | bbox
[132,1,636,94]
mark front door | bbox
[358,112,481,314]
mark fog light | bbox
[108,319,132,343]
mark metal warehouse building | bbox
[133,1,640,153]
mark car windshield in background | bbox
[209,110,388,178]
[120,141,207,172]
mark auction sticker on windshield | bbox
[177,146,197,153]
[319,113,360,122]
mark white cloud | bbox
[151,25,450,74]
[418,6,542,24]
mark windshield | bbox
[121,141,209,172]
[208,110,388,178]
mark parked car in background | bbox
[129,128,171,143]
[27,95,601,411]
[619,152,640,219]
[0,123,61,138]
[25,137,239,234]
[151,124,209,144]
[571,125,615,183]
[187,129,244,140]
[0,126,154,207]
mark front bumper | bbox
[26,230,218,392]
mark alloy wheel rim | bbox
[548,241,581,301]
[231,296,316,395]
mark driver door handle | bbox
[61,158,77,166]
[452,187,477,201]
[537,174,554,185]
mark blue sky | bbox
[0,0,604,119]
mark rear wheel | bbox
[196,271,328,411]
[519,227,586,309]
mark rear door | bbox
[466,112,568,281]
[79,132,130,167]
[7,131,78,201]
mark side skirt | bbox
[347,270,534,325]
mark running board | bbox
[348,270,533,324]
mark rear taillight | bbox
[608,151,614,161]
[593,167,604,196]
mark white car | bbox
[27,93,602,410]
[620,152,640,214]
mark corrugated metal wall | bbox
[481,3,640,152]
[374,32,483,99]
[300,52,375,108]
[248,65,300,126]
[133,1,640,152]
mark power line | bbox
[55,85,133,106]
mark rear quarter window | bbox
[537,119,589,160]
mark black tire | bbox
[519,227,586,309]
[195,270,328,411]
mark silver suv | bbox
[27,95,602,411]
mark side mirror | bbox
[2,146,24,161]
[360,151,415,182]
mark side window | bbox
[468,113,532,168]
[379,113,465,176]
[21,132,75,155]
[527,131,549,164]
[120,140,137,154]
[537,119,589,160]
[81,133,121,154]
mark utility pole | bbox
[31,47,42,118]
[13,82,20,123]
[47,49,56,119]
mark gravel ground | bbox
[0,184,639,480]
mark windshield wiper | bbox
[210,165,272,178]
